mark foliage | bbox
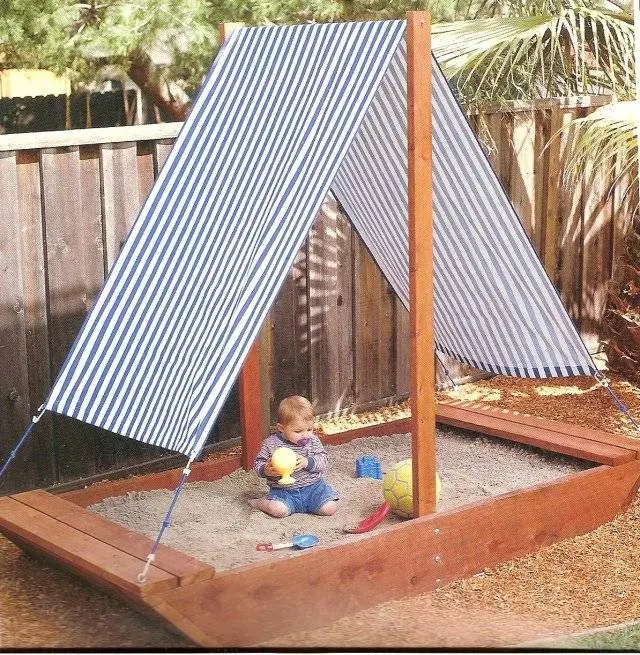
[564,100,638,201]
[432,1,635,104]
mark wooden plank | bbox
[510,111,536,244]
[0,495,176,597]
[148,459,640,646]
[580,144,613,352]
[270,243,310,415]
[308,198,354,413]
[154,139,174,174]
[543,107,564,284]
[239,341,265,471]
[438,398,640,454]
[407,11,436,517]
[436,402,634,465]
[353,235,394,404]
[136,141,156,202]
[41,146,105,482]
[100,142,144,270]
[0,151,34,492]
[394,298,410,396]
[534,107,549,257]
[16,150,55,487]
[557,108,583,325]
[12,490,214,586]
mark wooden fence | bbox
[0,94,634,492]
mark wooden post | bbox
[219,23,244,43]
[407,11,436,517]
[239,341,264,470]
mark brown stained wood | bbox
[407,11,436,517]
[0,151,34,491]
[41,146,104,481]
[308,199,354,413]
[481,110,512,193]
[510,111,536,245]
[438,398,640,454]
[146,459,640,646]
[136,141,156,203]
[60,453,242,507]
[394,298,410,396]
[436,402,634,465]
[100,142,144,269]
[534,109,549,257]
[353,236,394,404]
[557,108,583,324]
[154,140,174,175]
[11,490,214,585]
[0,496,177,597]
[270,244,310,416]
[239,341,264,471]
[580,154,613,352]
[15,150,55,486]
[543,108,564,283]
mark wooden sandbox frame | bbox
[1,11,640,647]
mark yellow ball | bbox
[271,446,297,474]
[382,459,441,518]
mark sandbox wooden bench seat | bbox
[0,490,215,599]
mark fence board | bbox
[557,108,583,326]
[16,150,55,486]
[308,199,354,414]
[543,108,564,284]
[581,159,613,351]
[510,111,536,246]
[353,239,394,405]
[41,147,105,482]
[0,152,35,492]
[269,246,310,420]
[100,142,142,270]
[154,140,174,175]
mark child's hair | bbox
[278,395,314,425]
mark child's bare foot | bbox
[248,497,290,518]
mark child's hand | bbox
[263,461,279,477]
[294,455,308,471]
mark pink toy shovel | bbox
[256,534,319,551]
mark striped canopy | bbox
[46,20,595,457]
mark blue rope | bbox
[593,372,640,433]
[436,352,457,389]
[0,406,46,484]
[138,456,194,582]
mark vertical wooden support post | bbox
[219,22,244,43]
[407,11,436,517]
[239,341,264,471]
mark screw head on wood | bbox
[435,555,442,563]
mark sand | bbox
[89,426,591,570]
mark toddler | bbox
[249,395,338,518]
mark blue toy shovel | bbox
[256,534,319,551]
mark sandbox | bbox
[88,426,592,570]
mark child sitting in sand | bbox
[249,395,339,518]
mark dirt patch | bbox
[88,427,590,570]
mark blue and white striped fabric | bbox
[332,38,595,379]
[45,19,594,457]
[46,20,407,456]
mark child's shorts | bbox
[267,478,338,515]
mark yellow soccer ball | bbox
[382,459,441,518]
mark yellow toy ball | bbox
[382,459,441,518]
[271,446,297,485]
